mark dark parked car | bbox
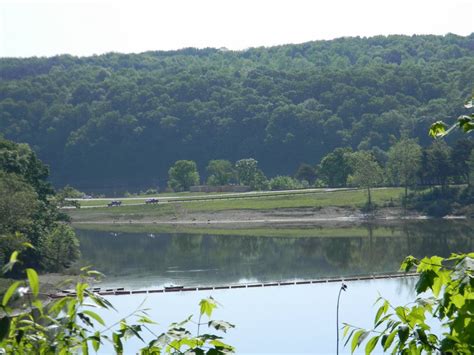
[145,198,159,204]
[107,200,122,207]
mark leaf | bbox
[125,324,144,342]
[375,313,394,329]
[428,256,443,270]
[91,331,101,352]
[344,329,355,347]
[86,270,105,279]
[2,281,21,306]
[365,335,379,354]
[82,340,89,355]
[21,242,34,249]
[432,270,450,297]
[408,340,417,353]
[169,314,192,328]
[383,330,397,350]
[208,320,235,333]
[1,251,21,274]
[343,325,350,338]
[400,256,417,272]
[156,333,170,345]
[407,306,425,328]
[415,327,428,345]
[67,298,78,318]
[395,306,407,322]
[76,282,89,303]
[82,310,105,326]
[428,121,447,137]
[78,313,93,327]
[9,251,18,264]
[138,315,157,325]
[415,270,437,294]
[0,317,11,341]
[80,265,92,272]
[48,297,70,317]
[200,297,217,317]
[451,294,465,308]
[87,292,116,311]
[210,339,234,350]
[458,115,474,133]
[351,329,368,353]
[26,268,39,297]
[167,327,191,340]
[112,332,123,353]
[374,300,389,326]
[397,325,409,345]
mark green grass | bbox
[74,223,404,238]
[68,188,405,222]
[181,187,403,211]
[76,188,365,208]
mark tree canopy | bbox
[346,151,384,207]
[0,137,80,273]
[0,34,473,190]
[206,159,234,186]
[168,160,200,191]
[386,138,422,197]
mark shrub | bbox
[268,176,303,191]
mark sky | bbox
[0,0,473,58]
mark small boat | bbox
[164,284,184,291]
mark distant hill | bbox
[1,34,473,191]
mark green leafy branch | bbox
[429,96,474,137]
[343,253,473,354]
[0,251,235,354]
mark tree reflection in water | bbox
[75,220,473,287]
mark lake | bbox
[75,220,473,353]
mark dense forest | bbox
[0,137,80,273]
[1,34,473,191]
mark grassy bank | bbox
[68,187,404,222]
[75,188,352,207]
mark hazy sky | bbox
[1,0,473,58]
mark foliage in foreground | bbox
[429,95,474,138]
[343,253,473,354]
[0,251,234,354]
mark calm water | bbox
[76,221,473,289]
[75,221,473,353]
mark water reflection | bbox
[75,221,473,288]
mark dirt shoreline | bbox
[71,206,465,228]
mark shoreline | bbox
[70,206,468,230]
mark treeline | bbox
[1,34,473,190]
[0,137,80,274]
[167,138,474,193]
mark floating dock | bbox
[49,272,418,298]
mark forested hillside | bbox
[1,34,473,191]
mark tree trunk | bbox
[367,187,372,208]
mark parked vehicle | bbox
[145,198,159,204]
[107,200,122,207]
